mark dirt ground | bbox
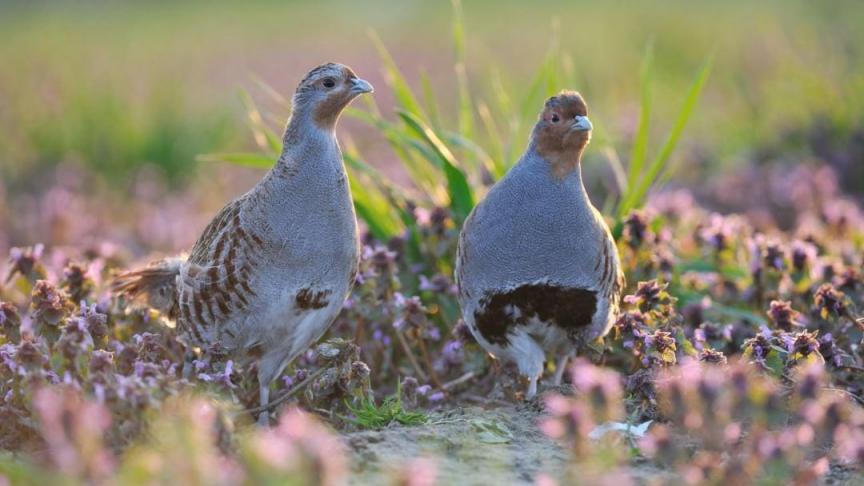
[345,402,676,485]
[344,402,863,485]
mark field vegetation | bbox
[1,1,863,483]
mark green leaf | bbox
[239,90,283,154]
[0,453,64,485]
[397,110,475,219]
[763,352,785,378]
[344,157,404,241]
[707,303,768,327]
[451,0,466,65]
[470,419,514,444]
[475,101,507,177]
[451,0,471,129]
[676,329,699,357]
[617,53,712,220]
[250,74,291,109]
[441,130,498,179]
[488,68,522,164]
[346,107,447,204]
[346,381,427,429]
[625,41,654,200]
[369,30,425,117]
[603,146,629,199]
[419,70,442,129]
[519,54,557,120]
[621,55,714,218]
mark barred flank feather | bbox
[112,257,184,318]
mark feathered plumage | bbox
[456,91,624,398]
[113,63,373,424]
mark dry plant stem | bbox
[379,339,396,379]
[418,338,443,388]
[396,329,429,382]
[442,371,476,391]
[462,394,511,407]
[354,314,367,346]
[243,367,328,415]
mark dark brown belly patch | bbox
[474,284,597,346]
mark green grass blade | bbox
[344,148,420,252]
[489,67,514,118]
[540,21,561,101]
[369,30,425,118]
[488,68,523,165]
[262,129,283,155]
[626,55,713,214]
[451,0,466,65]
[624,41,655,203]
[419,70,442,129]
[345,381,427,429]
[604,146,629,197]
[349,184,399,241]
[250,74,291,110]
[441,130,498,180]
[452,0,474,141]
[346,107,446,203]
[345,173,404,241]
[519,28,561,120]
[239,90,283,154]
[476,101,505,176]
[397,110,475,219]
[519,55,556,120]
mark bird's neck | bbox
[522,139,590,200]
[527,133,586,180]
[282,104,334,146]
[253,108,343,197]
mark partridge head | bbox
[291,62,374,130]
[533,91,593,178]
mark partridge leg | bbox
[257,384,270,427]
[526,375,539,399]
[182,348,194,380]
[553,351,575,386]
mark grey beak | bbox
[350,78,374,95]
[571,115,593,132]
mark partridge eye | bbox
[322,78,336,88]
[551,113,560,123]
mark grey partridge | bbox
[455,91,624,398]
[113,63,373,424]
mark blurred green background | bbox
[1,0,862,253]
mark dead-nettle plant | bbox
[542,359,864,484]
[0,156,861,483]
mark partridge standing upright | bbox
[455,91,624,398]
[113,63,373,424]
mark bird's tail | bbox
[112,257,185,317]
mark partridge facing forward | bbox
[113,63,373,424]
[455,91,624,398]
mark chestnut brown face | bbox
[294,63,374,129]
[534,91,593,178]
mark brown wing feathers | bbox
[179,198,265,343]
